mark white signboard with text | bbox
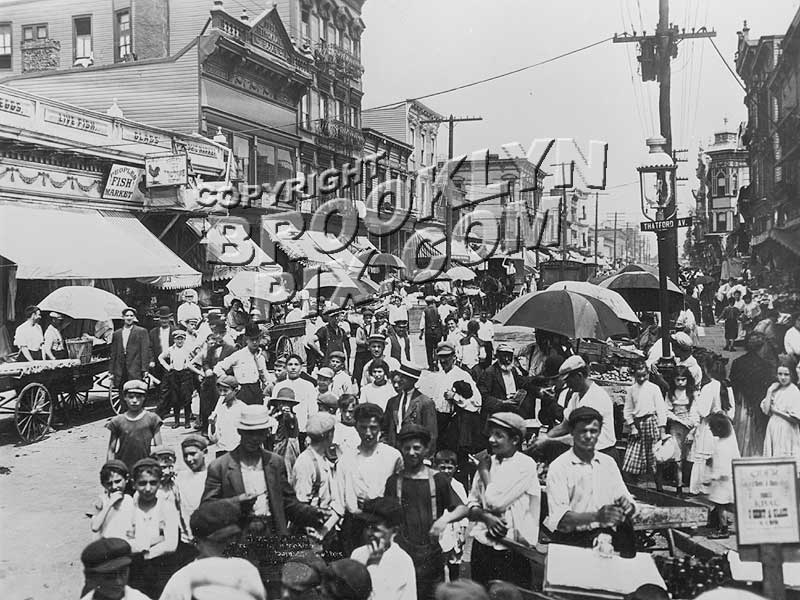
[733,457,800,546]
[145,154,188,188]
[103,164,143,201]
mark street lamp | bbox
[637,136,677,361]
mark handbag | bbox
[654,436,680,463]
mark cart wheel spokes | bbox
[275,336,292,361]
[109,387,124,415]
[14,383,53,443]
[59,390,88,418]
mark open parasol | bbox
[597,269,684,313]
[226,271,292,303]
[38,286,128,321]
[406,269,451,284]
[355,249,406,269]
[492,289,630,339]
[446,265,477,281]
[547,280,640,323]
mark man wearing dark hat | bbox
[386,318,414,364]
[385,425,460,600]
[360,334,400,388]
[478,343,534,419]
[160,500,266,600]
[80,538,150,600]
[350,497,416,600]
[545,406,635,549]
[203,405,326,537]
[213,323,270,405]
[419,296,443,371]
[280,551,329,600]
[311,310,350,367]
[383,364,437,450]
[321,559,372,600]
[110,307,152,390]
[150,306,177,417]
[176,434,210,544]
[198,326,237,432]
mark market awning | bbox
[186,218,279,281]
[261,219,364,272]
[770,228,800,256]
[0,202,200,286]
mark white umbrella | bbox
[227,271,292,303]
[547,280,640,323]
[38,286,128,321]
[446,265,476,281]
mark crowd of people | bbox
[11,278,800,600]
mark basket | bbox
[65,338,93,364]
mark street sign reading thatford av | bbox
[640,216,693,232]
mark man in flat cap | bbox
[545,406,635,549]
[478,343,533,419]
[176,434,209,545]
[150,306,177,418]
[110,307,152,391]
[80,538,150,600]
[360,334,400,388]
[291,412,338,511]
[419,296,444,371]
[197,324,237,433]
[385,318,414,364]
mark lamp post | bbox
[637,136,678,360]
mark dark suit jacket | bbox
[478,362,535,419]
[200,341,237,371]
[110,325,151,382]
[148,325,176,366]
[383,389,438,450]
[202,447,317,535]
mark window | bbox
[301,10,310,40]
[23,24,48,42]
[114,10,131,62]
[337,99,345,122]
[409,127,415,146]
[299,94,311,128]
[73,16,92,60]
[715,212,728,233]
[420,133,425,164]
[0,24,10,69]
[342,33,351,53]
[232,134,251,184]
[350,105,358,128]
[256,142,276,186]
[328,23,338,45]
[715,169,727,197]
[353,37,360,58]
[319,94,329,120]
[321,18,329,41]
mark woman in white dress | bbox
[688,356,736,495]
[761,358,800,462]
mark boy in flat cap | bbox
[159,329,204,429]
[385,425,461,600]
[80,538,150,600]
[292,412,338,511]
[175,434,209,547]
[209,375,245,458]
[350,497,416,600]
[328,350,357,397]
[107,379,163,472]
[463,412,541,589]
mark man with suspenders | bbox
[291,412,338,510]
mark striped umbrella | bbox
[492,289,630,339]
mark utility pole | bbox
[419,114,483,271]
[594,191,599,266]
[613,212,618,265]
[614,0,715,283]
[560,163,569,281]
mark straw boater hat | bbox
[396,363,422,380]
[157,306,173,318]
[238,405,275,431]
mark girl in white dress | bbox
[761,358,800,463]
[688,356,736,495]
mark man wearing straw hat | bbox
[383,363,437,451]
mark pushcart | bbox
[266,320,308,366]
[0,357,110,443]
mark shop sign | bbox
[0,92,34,118]
[103,164,143,201]
[121,126,170,149]
[733,457,800,546]
[145,153,188,188]
[43,108,109,135]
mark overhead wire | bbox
[709,37,746,92]
[618,0,648,139]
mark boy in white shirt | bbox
[350,497,416,600]
[89,460,135,540]
[359,360,395,411]
[209,376,245,458]
[158,329,203,429]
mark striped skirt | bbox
[622,414,660,475]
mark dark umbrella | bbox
[492,289,630,339]
[598,270,684,313]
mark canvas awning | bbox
[0,202,200,287]
[261,219,364,272]
[186,218,279,281]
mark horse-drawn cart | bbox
[0,356,110,443]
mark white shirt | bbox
[175,468,207,541]
[273,377,318,433]
[292,446,335,508]
[438,304,454,322]
[286,307,304,323]
[159,557,266,600]
[418,364,481,414]
[214,347,269,386]
[467,452,541,549]
[563,383,616,451]
[785,327,800,358]
[388,304,409,325]
[360,381,395,411]
[333,443,402,516]
[94,494,136,541]
[333,422,360,456]
[331,370,357,397]
[210,398,245,452]
[43,324,64,354]
[477,320,495,343]
[546,449,633,532]
[624,380,667,427]
[501,370,517,397]
[241,458,269,516]
[158,326,171,354]
[456,338,482,369]
[121,326,132,351]
[351,543,416,600]
[646,344,703,388]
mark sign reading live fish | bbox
[145,153,188,188]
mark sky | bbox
[360,0,800,232]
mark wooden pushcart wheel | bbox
[14,383,53,443]
[59,390,89,421]
[109,386,124,415]
[275,336,292,361]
